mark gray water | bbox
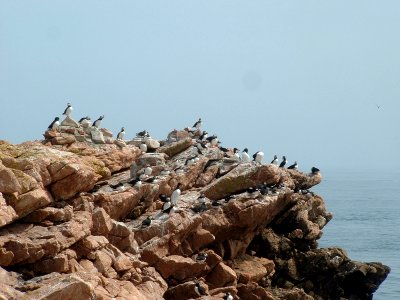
[314,169,400,299]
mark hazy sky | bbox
[1,1,399,171]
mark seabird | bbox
[193,118,202,130]
[311,167,320,174]
[48,117,60,130]
[159,194,168,202]
[223,292,234,300]
[140,143,147,152]
[287,161,298,170]
[225,195,235,202]
[110,182,125,191]
[242,148,250,162]
[144,176,158,184]
[233,148,240,159]
[212,200,221,206]
[196,252,208,262]
[279,156,287,168]
[206,135,218,146]
[78,116,91,123]
[198,194,206,203]
[171,184,181,206]
[162,199,173,213]
[62,103,73,116]
[220,146,229,153]
[137,130,150,138]
[194,282,207,296]
[128,178,142,188]
[93,115,104,128]
[117,127,125,140]
[141,216,151,228]
[252,151,264,164]
[199,131,208,141]
[271,155,278,165]
[192,202,207,213]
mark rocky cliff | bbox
[0,122,390,300]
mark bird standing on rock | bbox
[117,127,125,140]
[223,292,234,300]
[193,118,202,130]
[171,184,181,206]
[253,151,264,164]
[194,282,207,296]
[287,161,298,170]
[144,164,152,176]
[311,167,320,174]
[162,199,173,213]
[279,156,287,168]
[141,216,151,228]
[242,148,250,162]
[93,115,104,128]
[271,155,278,165]
[62,103,73,116]
[48,117,60,130]
[78,116,91,126]
[137,130,150,138]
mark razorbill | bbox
[117,127,125,140]
[311,167,320,174]
[128,178,142,188]
[253,151,264,163]
[271,155,278,165]
[194,282,206,296]
[48,117,60,130]
[233,148,240,159]
[93,115,104,128]
[159,194,168,202]
[162,199,173,213]
[141,216,151,228]
[195,252,208,262]
[287,161,298,170]
[78,116,91,124]
[137,130,150,138]
[110,182,125,191]
[279,156,287,168]
[242,148,250,162]
[62,103,73,116]
[193,118,202,130]
[223,292,234,300]
[199,131,208,141]
[171,184,181,206]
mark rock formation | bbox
[0,123,390,300]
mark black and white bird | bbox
[233,148,240,159]
[62,103,73,116]
[117,127,125,140]
[223,292,234,300]
[253,151,264,164]
[128,178,142,188]
[141,216,151,228]
[206,135,218,146]
[199,131,208,141]
[194,282,207,296]
[311,167,320,174]
[162,199,173,213]
[287,161,298,170]
[110,182,125,191]
[198,194,206,204]
[192,118,202,130]
[78,116,91,124]
[192,202,207,213]
[93,115,104,128]
[171,184,181,206]
[279,156,287,168]
[196,252,208,262]
[271,155,278,165]
[48,117,60,130]
[137,130,150,138]
[242,148,250,162]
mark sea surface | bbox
[313,169,400,299]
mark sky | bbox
[1,1,399,171]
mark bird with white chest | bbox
[63,103,73,117]
[117,127,125,140]
[241,148,250,162]
[93,115,104,128]
[171,184,181,206]
[48,117,60,130]
[253,151,264,164]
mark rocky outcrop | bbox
[0,125,390,300]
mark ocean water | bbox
[314,169,400,299]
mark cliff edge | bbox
[0,121,390,300]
